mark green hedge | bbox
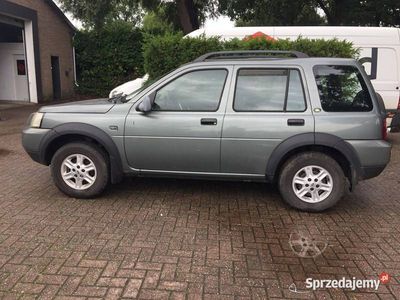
[143,33,358,80]
[75,21,145,97]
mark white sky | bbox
[54,0,234,30]
[203,15,234,29]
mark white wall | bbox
[0,43,25,101]
[24,20,37,103]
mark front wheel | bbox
[278,152,346,212]
[51,142,109,198]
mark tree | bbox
[58,0,219,33]
[142,6,178,35]
[219,0,399,27]
[220,0,324,26]
[313,0,400,26]
[57,0,142,29]
[141,0,219,34]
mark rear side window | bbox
[234,69,306,112]
[313,65,373,112]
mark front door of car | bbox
[124,67,232,173]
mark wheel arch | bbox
[40,123,123,184]
[266,133,361,189]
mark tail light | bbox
[382,118,388,140]
[397,96,400,110]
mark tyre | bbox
[278,152,346,212]
[51,142,109,198]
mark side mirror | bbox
[137,93,155,113]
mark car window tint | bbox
[234,69,306,112]
[234,69,287,111]
[153,69,227,111]
[314,65,373,112]
[286,70,306,111]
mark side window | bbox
[286,70,306,111]
[313,65,373,112]
[233,69,306,112]
[153,69,227,111]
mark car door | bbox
[125,66,233,173]
[221,65,315,175]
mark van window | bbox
[314,65,373,112]
[234,69,306,112]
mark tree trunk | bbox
[176,0,199,34]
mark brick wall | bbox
[8,0,75,101]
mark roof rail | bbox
[193,50,309,62]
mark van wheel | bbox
[278,152,346,212]
[51,142,109,198]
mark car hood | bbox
[39,98,115,114]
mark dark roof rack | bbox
[193,50,309,62]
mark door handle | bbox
[201,118,217,125]
[287,119,305,126]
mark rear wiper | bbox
[109,93,127,104]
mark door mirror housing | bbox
[137,93,156,113]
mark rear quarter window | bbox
[313,65,373,112]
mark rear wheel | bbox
[278,152,346,212]
[51,142,109,198]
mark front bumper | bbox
[22,127,51,165]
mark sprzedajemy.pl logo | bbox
[306,272,390,291]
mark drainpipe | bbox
[72,34,79,87]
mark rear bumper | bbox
[360,165,387,180]
[347,139,391,181]
[388,110,400,133]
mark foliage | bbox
[143,34,358,80]
[74,21,145,96]
[220,0,399,27]
[313,0,400,26]
[59,0,219,33]
[59,0,399,33]
[220,0,324,26]
[58,0,142,29]
[142,6,178,36]
[141,0,219,34]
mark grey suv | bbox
[22,51,391,212]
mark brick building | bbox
[0,0,76,103]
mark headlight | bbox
[30,112,44,128]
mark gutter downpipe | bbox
[72,33,79,87]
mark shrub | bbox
[143,33,358,80]
[75,21,145,97]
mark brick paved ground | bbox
[0,105,399,299]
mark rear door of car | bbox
[221,64,315,175]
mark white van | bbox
[187,26,400,131]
